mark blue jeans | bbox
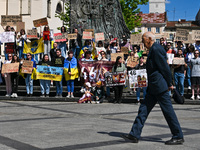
[33,54,39,64]
[187,65,191,87]
[4,51,8,60]
[59,42,67,58]
[136,87,147,101]
[55,80,63,95]
[40,80,51,94]
[25,74,33,94]
[19,47,23,59]
[72,46,80,58]
[174,72,185,96]
[130,91,183,139]
[106,87,110,97]
[67,80,74,93]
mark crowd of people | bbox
[0,25,200,103]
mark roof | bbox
[138,12,166,24]
[166,21,200,28]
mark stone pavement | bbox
[0,101,199,150]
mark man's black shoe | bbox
[165,138,184,145]
[121,134,139,143]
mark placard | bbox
[175,29,189,41]
[111,53,124,62]
[130,34,142,45]
[27,29,38,39]
[167,53,174,65]
[105,72,126,87]
[143,56,147,64]
[68,33,77,40]
[21,61,33,74]
[0,32,15,43]
[5,43,15,53]
[1,63,19,74]
[83,31,93,39]
[127,56,139,68]
[33,17,48,27]
[16,22,25,32]
[192,30,200,41]
[95,33,105,41]
[1,15,22,26]
[54,33,68,42]
[129,69,148,88]
[173,57,185,65]
[85,29,94,38]
[121,47,129,54]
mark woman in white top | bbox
[96,41,106,60]
[17,29,27,59]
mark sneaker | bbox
[129,91,133,95]
[71,95,74,98]
[197,95,200,100]
[40,94,45,98]
[55,95,59,98]
[190,96,195,100]
[5,94,9,97]
[11,93,15,98]
[59,95,63,98]
[15,93,18,98]
[80,88,84,93]
[96,101,100,104]
[46,94,49,97]
[66,95,70,98]
[188,86,191,90]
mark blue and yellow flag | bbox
[64,57,79,81]
[23,38,44,54]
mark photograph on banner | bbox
[36,66,63,81]
[126,56,139,68]
[33,17,48,27]
[85,29,95,38]
[21,61,33,74]
[111,53,124,62]
[121,47,129,54]
[105,72,126,87]
[68,34,77,40]
[5,43,15,53]
[54,33,68,42]
[0,32,15,43]
[95,33,105,42]
[83,31,93,39]
[192,30,200,41]
[1,63,19,74]
[173,58,185,65]
[175,29,189,41]
[128,69,148,88]
[27,29,38,39]
[167,53,174,64]
[130,34,142,45]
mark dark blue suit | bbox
[129,43,183,139]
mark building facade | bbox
[149,0,166,13]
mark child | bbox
[93,81,104,104]
[78,82,93,103]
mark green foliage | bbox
[120,0,148,31]
[55,1,70,30]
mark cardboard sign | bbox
[27,29,38,39]
[83,31,93,39]
[68,33,77,40]
[121,47,129,54]
[105,72,126,87]
[33,17,48,27]
[95,33,105,41]
[21,61,33,74]
[0,32,15,43]
[1,63,19,74]
[192,30,200,41]
[1,15,22,26]
[16,22,25,32]
[129,69,148,88]
[127,56,139,68]
[185,34,195,44]
[175,29,189,41]
[85,29,94,38]
[167,53,174,65]
[130,34,142,45]
[111,53,124,62]
[54,33,68,42]
[173,58,185,65]
[5,43,15,53]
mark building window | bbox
[156,39,160,44]
[56,2,62,14]
[169,34,174,40]
[156,4,158,8]
[47,0,51,18]
[148,27,151,32]
[156,27,160,33]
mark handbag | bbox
[172,89,185,104]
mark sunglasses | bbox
[8,56,12,57]
[195,53,199,54]
[27,55,31,56]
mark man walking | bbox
[122,32,184,145]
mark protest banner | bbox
[85,29,95,38]
[121,47,129,54]
[111,53,124,62]
[36,66,63,81]
[1,63,19,74]
[33,17,48,27]
[5,43,15,53]
[167,53,174,65]
[129,69,148,88]
[105,72,126,87]
[23,38,44,54]
[54,33,68,42]
[95,33,105,42]
[173,58,185,65]
[185,34,195,44]
[68,33,77,40]
[78,61,115,86]
[1,15,22,26]
[175,29,189,41]
[127,56,139,68]
[192,30,200,41]
[16,22,25,32]
[83,31,93,39]
[0,32,15,43]
[27,29,38,39]
[130,34,142,45]
[21,61,33,74]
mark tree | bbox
[120,0,148,31]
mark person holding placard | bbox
[4,26,12,60]
[25,53,36,97]
[42,26,52,60]
[70,28,82,58]
[17,29,27,59]
[59,26,67,58]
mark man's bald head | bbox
[142,32,155,49]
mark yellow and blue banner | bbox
[36,65,63,81]
[23,38,44,54]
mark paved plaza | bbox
[0,101,199,150]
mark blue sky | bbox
[138,0,200,21]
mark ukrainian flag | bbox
[64,57,79,81]
[23,38,44,54]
